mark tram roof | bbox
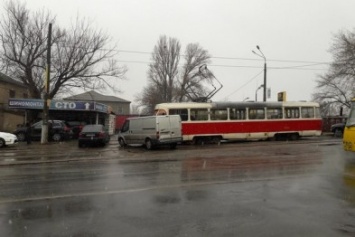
[155,101,319,109]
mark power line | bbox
[53,44,331,68]
[117,60,327,71]
[224,70,264,100]
[116,49,330,65]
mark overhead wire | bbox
[117,60,327,71]
[224,70,264,100]
[53,45,330,70]
[115,49,329,70]
[116,49,330,65]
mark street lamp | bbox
[255,84,264,101]
[243,97,250,101]
[252,45,267,102]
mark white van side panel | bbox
[156,116,182,143]
[127,119,143,144]
[169,115,182,137]
[119,115,182,147]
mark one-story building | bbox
[64,90,131,115]
[0,72,28,132]
[1,71,131,134]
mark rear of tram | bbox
[343,99,355,151]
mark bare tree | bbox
[178,43,219,102]
[136,36,215,112]
[147,35,180,103]
[313,29,355,116]
[0,0,127,100]
[135,83,162,114]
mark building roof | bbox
[0,72,26,87]
[64,90,131,103]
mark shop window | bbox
[117,106,124,114]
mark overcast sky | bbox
[14,0,355,103]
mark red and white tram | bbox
[154,101,322,144]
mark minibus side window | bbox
[121,120,129,132]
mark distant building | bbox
[0,72,28,132]
[64,90,131,115]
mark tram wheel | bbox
[193,137,204,145]
[212,137,221,145]
[289,133,299,141]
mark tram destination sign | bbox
[8,98,109,113]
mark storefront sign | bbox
[8,98,109,113]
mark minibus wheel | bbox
[169,143,177,149]
[118,138,126,147]
[145,138,153,150]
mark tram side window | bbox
[210,109,227,120]
[169,109,188,121]
[301,107,314,118]
[190,109,208,121]
[315,107,321,118]
[230,108,246,120]
[285,107,300,119]
[249,108,265,120]
[267,108,283,119]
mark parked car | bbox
[78,124,110,147]
[331,123,345,137]
[14,120,73,142]
[0,131,18,148]
[66,121,87,139]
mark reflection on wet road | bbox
[0,137,354,236]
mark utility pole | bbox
[252,45,267,102]
[263,59,267,102]
[41,23,52,144]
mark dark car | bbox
[331,123,345,137]
[78,124,110,147]
[14,120,73,142]
[66,121,87,139]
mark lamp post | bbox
[255,84,264,101]
[252,45,267,102]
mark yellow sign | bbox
[277,91,287,101]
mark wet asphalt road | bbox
[0,136,355,237]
